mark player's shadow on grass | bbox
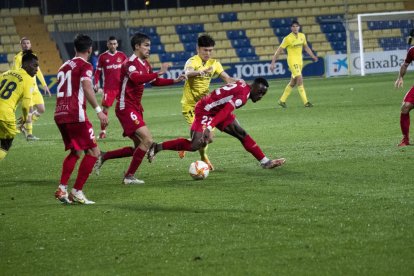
[112,203,244,214]
[1,179,55,188]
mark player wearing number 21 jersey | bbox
[148,78,286,170]
[54,34,108,205]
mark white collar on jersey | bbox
[129,54,146,66]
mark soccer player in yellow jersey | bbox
[270,20,318,108]
[12,37,51,141]
[0,51,38,160]
[181,34,236,170]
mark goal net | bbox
[348,11,414,76]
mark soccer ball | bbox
[189,161,210,180]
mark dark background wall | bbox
[1,0,270,14]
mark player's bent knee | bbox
[191,141,203,151]
[401,103,414,113]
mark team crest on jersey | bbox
[86,70,93,77]
[106,59,109,63]
[129,65,136,72]
[117,57,122,62]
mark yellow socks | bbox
[280,84,293,102]
[0,148,7,161]
[298,85,309,104]
[24,122,33,135]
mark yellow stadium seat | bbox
[18,7,30,15]
[29,7,39,15]
[0,63,10,73]
[156,9,168,17]
[62,14,72,20]
[47,24,55,32]
[53,14,63,21]
[5,26,16,34]
[1,36,10,44]
[4,17,14,25]
[151,54,160,63]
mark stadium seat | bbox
[218,12,238,22]
[227,30,247,39]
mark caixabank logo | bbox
[332,57,348,73]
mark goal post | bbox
[353,11,414,76]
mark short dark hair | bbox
[198,34,215,47]
[253,77,269,88]
[74,34,93,53]
[108,36,117,41]
[130,32,150,50]
[21,50,38,64]
[291,20,300,26]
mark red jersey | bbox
[116,54,174,112]
[404,46,414,64]
[94,51,127,91]
[54,57,94,124]
[197,80,251,116]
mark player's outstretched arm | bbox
[184,66,213,78]
[220,71,238,84]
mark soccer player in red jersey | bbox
[395,44,414,147]
[93,36,127,139]
[147,78,286,169]
[54,34,108,204]
[93,33,185,184]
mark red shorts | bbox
[102,89,118,107]
[191,112,236,132]
[116,108,146,137]
[56,121,97,151]
[403,86,414,104]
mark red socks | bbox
[60,152,80,185]
[241,135,265,161]
[125,147,147,176]
[73,154,98,191]
[400,113,410,140]
[103,147,134,161]
[162,138,193,151]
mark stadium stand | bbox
[0,0,410,72]
[0,7,61,74]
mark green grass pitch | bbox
[1,73,413,275]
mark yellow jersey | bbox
[0,68,34,122]
[280,32,307,64]
[181,55,224,106]
[12,51,47,87]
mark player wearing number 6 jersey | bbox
[0,51,38,160]
[93,32,185,185]
[147,78,286,170]
[54,34,108,205]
